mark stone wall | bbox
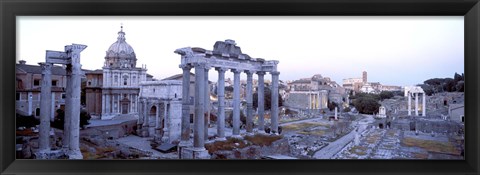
[284,93,309,109]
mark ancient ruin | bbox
[175,39,280,159]
[37,44,87,159]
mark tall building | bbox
[100,26,147,119]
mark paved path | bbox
[116,135,178,159]
[313,115,375,159]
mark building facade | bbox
[16,60,67,119]
[101,26,148,120]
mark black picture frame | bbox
[1,0,478,175]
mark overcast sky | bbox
[17,16,464,87]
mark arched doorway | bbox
[149,105,157,127]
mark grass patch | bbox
[282,122,329,131]
[205,137,250,154]
[244,134,283,146]
[366,132,383,144]
[297,130,326,136]
[412,152,429,159]
[349,146,368,156]
[402,137,460,155]
[16,129,37,136]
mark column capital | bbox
[192,62,206,68]
[270,71,280,76]
[256,71,266,76]
[179,64,192,70]
[231,69,243,74]
[39,62,53,74]
[215,67,228,73]
[244,70,255,75]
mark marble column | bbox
[162,102,170,142]
[422,93,426,116]
[101,94,106,114]
[257,71,265,133]
[63,64,72,149]
[334,107,338,120]
[39,62,52,153]
[245,70,254,134]
[155,103,160,135]
[216,67,227,140]
[415,92,419,116]
[309,93,312,109]
[68,44,87,159]
[231,69,242,137]
[194,63,205,149]
[180,64,192,145]
[270,71,280,134]
[142,99,149,137]
[407,92,411,116]
[204,67,210,140]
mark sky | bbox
[17,16,464,87]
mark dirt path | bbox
[313,115,375,159]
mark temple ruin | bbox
[174,39,280,159]
[37,44,87,159]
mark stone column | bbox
[155,103,160,135]
[101,94,106,114]
[204,66,210,140]
[142,99,149,137]
[415,92,419,116]
[63,64,72,149]
[68,44,87,159]
[28,92,33,116]
[257,72,266,134]
[137,99,143,134]
[245,70,254,134]
[231,69,242,138]
[422,93,426,116]
[194,63,205,149]
[39,62,52,153]
[334,107,338,120]
[162,101,169,142]
[180,64,192,145]
[270,71,280,134]
[51,93,55,122]
[407,92,411,116]
[309,93,312,109]
[216,67,227,140]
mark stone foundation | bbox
[180,147,211,159]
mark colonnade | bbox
[178,63,280,152]
[38,44,87,159]
[407,91,426,116]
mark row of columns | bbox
[138,98,177,142]
[179,63,280,151]
[102,93,138,115]
[407,91,426,116]
[38,62,83,158]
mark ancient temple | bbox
[101,26,147,119]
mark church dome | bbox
[104,25,137,68]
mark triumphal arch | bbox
[175,39,280,159]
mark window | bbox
[62,93,66,99]
[88,81,92,86]
[124,78,127,85]
[462,115,464,123]
[52,80,57,86]
[34,79,40,86]
[114,76,118,83]
[16,93,20,100]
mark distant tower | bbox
[362,71,367,84]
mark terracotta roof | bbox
[16,63,66,75]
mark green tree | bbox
[252,87,283,111]
[352,95,381,114]
[379,91,394,100]
[51,108,91,130]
